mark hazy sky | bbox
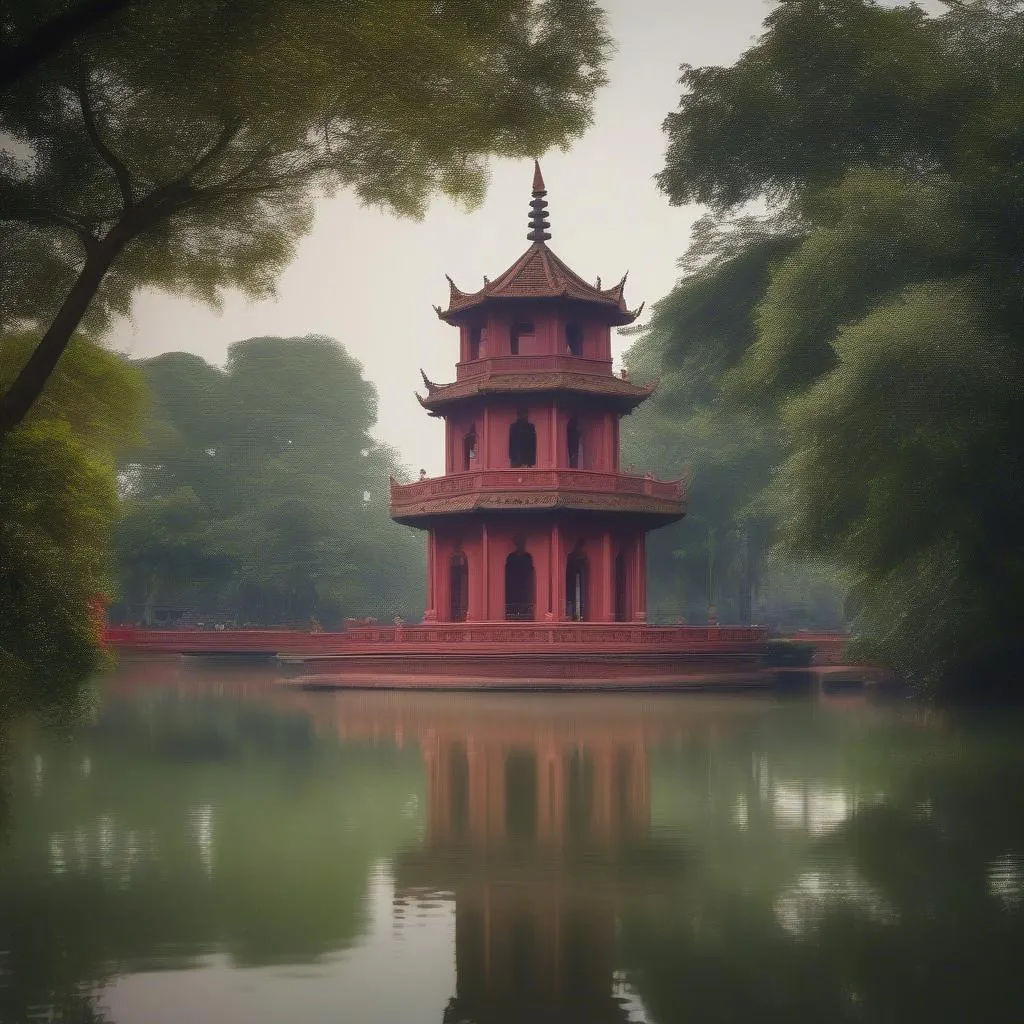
[108,0,776,474]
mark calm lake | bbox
[2,661,1023,1024]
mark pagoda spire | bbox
[527,160,551,243]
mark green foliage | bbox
[0,0,612,434]
[0,334,144,716]
[116,335,424,626]
[657,0,950,212]
[653,0,1024,690]
[621,217,844,627]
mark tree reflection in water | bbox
[1,666,1023,1024]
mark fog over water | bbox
[2,662,1023,1023]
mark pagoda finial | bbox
[527,159,551,242]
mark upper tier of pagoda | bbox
[435,162,643,328]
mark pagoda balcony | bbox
[390,468,686,525]
[454,354,613,381]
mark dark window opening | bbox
[510,322,534,356]
[468,326,483,360]
[462,427,477,471]
[566,323,583,357]
[567,416,581,469]
[450,551,468,622]
[505,549,535,620]
[508,416,536,468]
[566,550,587,621]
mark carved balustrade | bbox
[391,468,685,510]
[335,623,768,646]
[454,354,612,381]
[101,623,775,656]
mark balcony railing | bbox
[454,354,613,381]
[504,603,536,621]
[391,468,685,507]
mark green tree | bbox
[653,0,1024,689]
[0,333,144,715]
[116,335,424,626]
[0,0,611,438]
[621,217,844,627]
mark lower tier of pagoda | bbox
[418,513,652,624]
[390,468,685,526]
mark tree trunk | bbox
[0,236,123,441]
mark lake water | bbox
[2,661,1023,1024]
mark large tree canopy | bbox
[0,0,611,437]
[116,335,424,627]
[653,0,1024,691]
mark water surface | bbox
[2,661,1023,1023]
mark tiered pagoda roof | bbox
[416,366,656,414]
[435,163,643,327]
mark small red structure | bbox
[391,163,684,625]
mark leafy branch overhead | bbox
[0,0,612,436]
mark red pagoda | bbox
[390,163,684,625]
[104,166,776,682]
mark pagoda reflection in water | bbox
[387,703,670,1024]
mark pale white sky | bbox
[108,0,776,475]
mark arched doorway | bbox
[508,415,536,468]
[567,416,581,469]
[565,322,583,357]
[614,549,629,622]
[565,549,587,621]
[504,548,535,620]
[450,551,468,622]
[462,426,477,471]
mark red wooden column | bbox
[628,535,642,623]
[635,533,647,621]
[549,401,558,467]
[603,414,615,470]
[599,531,614,621]
[479,522,491,620]
[550,522,563,620]
[425,532,436,620]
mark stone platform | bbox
[104,623,772,690]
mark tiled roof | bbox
[416,371,657,412]
[438,242,642,326]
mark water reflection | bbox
[392,706,664,1024]
[1,665,1023,1023]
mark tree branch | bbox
[184,121,243,185]
[7,205,100,252]
[76,55,135,210]
[0,229,127,441]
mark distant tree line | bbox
[112,335,424,628]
